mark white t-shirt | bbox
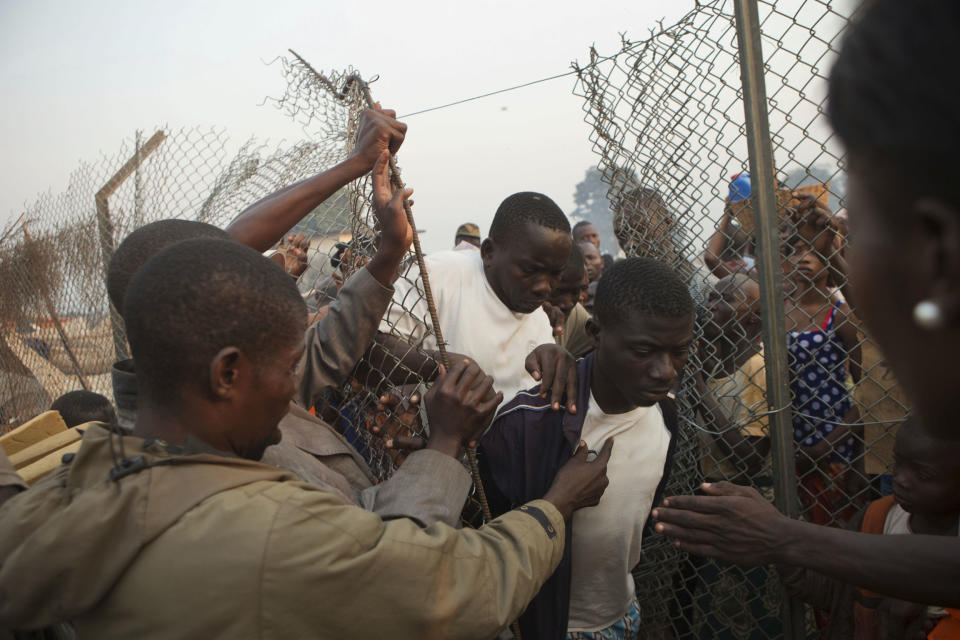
[567,392,671,632]
[382,249,554,402]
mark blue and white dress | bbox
[787,303,856,461]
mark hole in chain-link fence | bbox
[0,55,491,526]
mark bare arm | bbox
[296,151,413,405]
[653,482,960,607]
[226,108,407,252]
[704,208,735,279]
[780,518,960,607]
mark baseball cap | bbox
[455,223,481,239]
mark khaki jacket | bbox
[0,425,565,639]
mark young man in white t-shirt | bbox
[375,192,579,408]
[481,258,696,639]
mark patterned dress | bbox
[788,302,862,529]
[788,303,856,460]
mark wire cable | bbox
[399,69,579,118]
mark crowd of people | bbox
[0,0,957,638]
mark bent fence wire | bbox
[0,56,490,521]
[574,0,904,638]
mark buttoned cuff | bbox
[361,448,472,528]
[355,265,396,296]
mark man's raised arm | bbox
[226,107,406,252]
[296,149,413,405]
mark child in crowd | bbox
[783,235,862,527]
[696,273,770,486]
[779,417,960,639]
[49,390,117,428]
[481,258,694,639]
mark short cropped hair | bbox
[828,0,960,211]
[107,219,229,314]
[123,238,306,403]
[572,220,595,232]
[594,257,693,328]
[50,390,117,427]
[488,192,570,243]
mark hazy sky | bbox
[0,0,694,253]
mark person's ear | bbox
[480,238,495,267]
[585,317,601,341]
[913,198,960,328]
[209,347,246,400]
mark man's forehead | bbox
[617,313,695,343]
[508,224,571,256]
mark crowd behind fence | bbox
[0,0,911,637]
[574,0,906,638]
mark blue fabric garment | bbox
[566,599,642,639]
[787,303,856,461]
[479,352,678,640]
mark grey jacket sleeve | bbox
[358,449,472,528]
[296,267,395,408]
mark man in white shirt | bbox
[378,192,579,408]
[481,258,696,639]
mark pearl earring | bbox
[913,300,946,331]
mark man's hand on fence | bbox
[279,233,310,277]
[424,359,503,458]
[543,438,613,521]
[526,343,578,413]
[652,481,790,566]
[367,150,413,286]
[370,386,427,465]
[351,105,407,173]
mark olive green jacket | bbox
[0,425,565,639]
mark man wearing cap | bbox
[454,223,482,251]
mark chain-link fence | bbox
[0,55,474,515]
[574,0,907,638]
[0,122,365,426]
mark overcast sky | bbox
[0,0,693,253]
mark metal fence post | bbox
[732,1,806,638]
[95,129,166,362]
